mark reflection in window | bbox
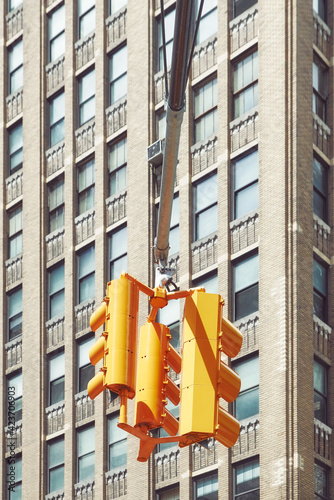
[9,205,22,259]
[109,137,127,196]
[233,0,257,19]
[48,438,64,493]
[313,59,328,123]
[233,253,258,321]
[78,246,95,304]
[9,40,23,94]
[9,122,23,175]
[233,51,258,119]
[194,472,218,500]
[110,0,127,15]
[233,150,258,220]
[49,352,65,405]
[78,0,95,39]
[193,272,218,294]
[109,226,127,280]
[78,159,95,215]
[79,70,95,125]
[313,157,328,223]
[77,425,95,481]
[8,287,22,341]
[49,177,64,233]
[233,356,259,421]
[48,263,65,320]
[110,45,127,105]
[315,462,328,499]
[194,174,217,241]
[313,259,327,322]
[194,78,217,143]
[314,360,327,424]
[108,414,127,469]
[234,458,260,499]
[50,92,65,147]
[48,5,65,62]
[196,0,217,45]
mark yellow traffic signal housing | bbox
[87,276,139,400]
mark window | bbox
[78,337,95,393]
[77,425,95,482]
[78,245,95,303]
[156,110,166,140]
[233,149,258,220]
[49,352,65,405]
[194,78,217,143]
[108,137,127,196]
[78,159,95,215]
[313,0,327,23]
[313,259,327,322]
[234,458,260,499]
[109,45,127,105]
[314,360,328,424]
[233,51,258,119]
[109,227,127,280]
[7,454,22,500]
[8,287,22,341]
[48,438,64,493]
[313,59,328,123]
[315,462,329,499]
[9,122,23,175]
[50,92,65,146]
[233,253,258,321]
[233,356,259,421]
[79,69,95,125]
[8,39,23,94]
[194,173,217,241]
[108,414,127,469]
[157,487,179,500]
[196,0,217,45]
[313,157,328,223]
[157,8,175,71]
[194,472,218,500]
[9,205,22,258]
[110,0,127,15]
[155,400,179,452]
[7,373,22,422]
[78,0,95,39]
[9,0,23,12]
[193,272,218,293]
[48,263,65,319]
[48,177,64,233]
[48,5,65,62]
[159,299,180,350]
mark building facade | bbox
[0,0,333,499]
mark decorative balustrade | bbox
[153,163,178,198]
[75,298,96,333]
[46,315,65,351]
[154,70,170,105]
[191,233,217,275]
[46,55,65,95]
[5,336,22,371]
[75,119,95,158]
[232,418,259,458]
[6,88,23,122]
[192,438,217,471]
[313,214,330,258]
[45,490,65,500]
[230,210,259,255]
[46,401,65,435]
[75,32,95,70]
[230,8,258,53]
[313,12,331,60]
[106,7,127,49]
[75,209,95,245]
[5,254,22,288]
[74,480,95,500]
[230,110,258,152]
[155,447,179,484]
[106,190,127,227]
[6,169,23,205]
[191,135,217,176]
[106,98,127,137]
[234,313,259,357]
[192,36,217,79]
[5,421,22,450]
[313,315,331,360]
[6,4,23,40]
[314,419,332,461]
[46,141,65,178]
[105,468,127,499]
[313,114,331,158]
[46,228,65,263]
[75,391,95,423]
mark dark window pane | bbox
[235,283,258,321]
[109,440,127,469]
[234,0,257,18]
[313,190,326,221]
[50,465,64,493]
[314,391,327,424]
[79,364,95,393]
[235,182,258,219]
[79,452,95,481]
[235,387,259,421]
[50,377,65,405]
[79,273,95,303]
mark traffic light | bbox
[178,289,242,448]
[87,275,139,400]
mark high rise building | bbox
[1,0,333,499]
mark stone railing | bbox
[105,468,127,499]
[46,141,65,178]
[6,4,23,40]
[75,32,95,71]
[230,7,258,53]
[106,7,127,50]
[75,391,95,423]
[192,438,217,471]
[313,114,331,158]
[191,135,217,176]
[192,36,217,80]
[106,98,127,137]
[46,315,65,351]
[46,55,65,96]
[45,490,65,500]
[191,233,217,275]
[75,209,95,245]
[6,88,23,122]
[74,480,95,500]
[314,419,332,461]
[230,210,259,255]
[6,169,23,205]
[5,420,22,450]
[155,447,179,484]
[154,70,170,105]
[75,119,95,158]
[5,336,22,371]
[313,214,330,258]
[232,418,259,459]
[106,190,127,227]
[46,228,65,263]
[153,162,178,198]
[5,254,22,288]
[313,315,331,360]
[46,401,65,435]
[234,313,259,357]
[230,110,258,152]
[75,298,96,333]
[313,12,331,60]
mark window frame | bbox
[313,156,328,223]
[232,148,259,221]
[196,0,218,45]
[78,0,95,40]
[233,50,258,119]
[314,359,328,425]
[109,226,127,281]
[7,453,22,500]
[8,39,23,95]
[77,245,95,304]
[157,7,175,72]
[232,0,258,19]
[233,355,259,421]
[77,424,95,482]
[78,69,95,126]
[48,437,65,494]
[48,351,65,406]
[48,176,65,234]
[193,471,218,500]
[193,172,218,242]
[77,336,95,394]
[108,136,127,197]
[193,77,218,144]
[313,58,328,123]
[109,0,127,16]
[7,372,22,423]
[315,461,329,499]
[49,91,65,147]
[232,252,259,321]
[313,0,327,23]
[8,204,22,259]
[109,44,127,106]
[313,258,328,323]
[8,0,23,12]
[8,121,23,175]
[108,413,127,470]
[77,158,95,216]
[233,457,260,499]
[48,4,65,63]
[8,286,22,341]
[48,262,65,320]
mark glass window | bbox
[313,59,328,123]
[79,70,95,125]
[8,40,23,94]
[233,150,258,220]
[108,414,127,469]
[48,177,64,233]
[233,51,258,119]
[77,425,95,482]
[110,0,127,15]
[314,360,328,424]
[9,205,22,259]
[156,111,166,140]
[7,373,22,422]
[157,8,175,71]
[313,259,327,322]
[109,227,127,280]
[110,45,127,105]
[233,0,257,18]
[196,0,217,44]
[7,454,22,500]
[78,159,95,215]
[50,92,65,147]
[109,137,127,196]
[193,272,218,294]
[194,78,217,143]
[313,157,328,223]
[49,352,65,405]
[78,0,95,39]
[159,299,180,350]
[313,0,327,23]
[48,438,64,493]
[233,253,259,321]
[233,356,259,421]
[78,337,95,393]
[194,472,218,500]
[157,487,179,500]
[8,287,22,341]
[9,122,23,175]
[234,458,260,499]
[315,462,328,499]
[48,263,65,319]
[194,173,217,241]
[48,5,65,62]
[155,399,179,452]
[78,246,95,303]
[9,0,23,12]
